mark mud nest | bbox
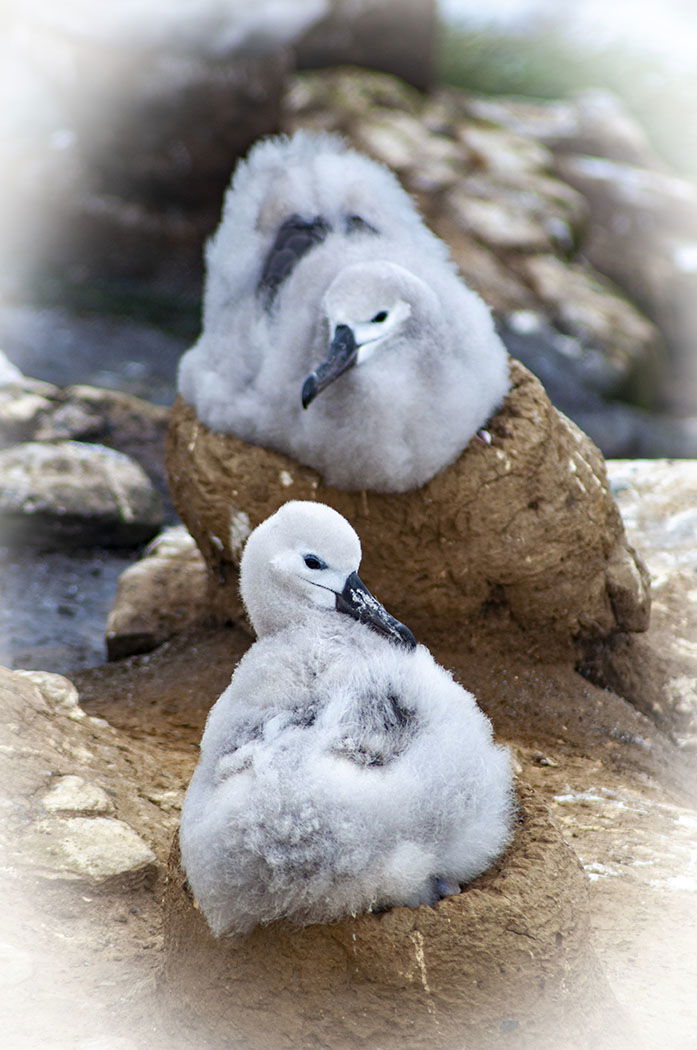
[160,785,633,1050]
[166,360,649,657]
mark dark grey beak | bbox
[302,324,357,409]
[335,571,416,650]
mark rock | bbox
[0,353,173,510]
[446,186,555,252]
[500,313,697,458]
[296,0,437,92]
[464,89,663,171]
[456,121,553,177]
[0,387,56,447]
[17,816,156,890]
[0,349,23,385]
[512,254,662,403]
[444,172,584,253]
[554,154,697,413]
[166,360,650,657]
[285,66,425,128]
[13,669,85,720]
[161,786,634,1050]
[38,385,171,506]
[434,227,537,315]
[33,400,104,442]
[106,526,208,660]
[0,440,163,548]
[41,775,113,815]
[580,460,697,738]
[456,91,696,411]
[0,664,177,870]
[556,156,697,247]
[353,113,462,188]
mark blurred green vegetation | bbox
[438,20,697,178]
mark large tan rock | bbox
[106,525,208,659]
[0,667,167,889]
[160,786,633,1050]
[166,360,649,656]
[581,459,697,740]
[0,439,164,548]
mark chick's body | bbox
[182,616,512,936]
[180,502,514,937]
[178,131,509,492]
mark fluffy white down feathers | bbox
[177,131,509,493]
[179,502,514,937]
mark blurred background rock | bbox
[1,0,696,670]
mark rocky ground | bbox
[0,363,176,674]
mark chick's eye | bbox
[371,311,388,324]
[303,554,326,570]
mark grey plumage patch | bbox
[213,721,262,781]
[345,214,379,236]
[385,692,411,731]
[333,690,417,767]
[287,702,319,729]
[259,214,330,306]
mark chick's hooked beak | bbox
[335,571,416,650]
[302,324,357,409]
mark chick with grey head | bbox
[177,131,509,492]
[179,501,514,937]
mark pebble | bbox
[41,775,113,815]
[18,815,157,887]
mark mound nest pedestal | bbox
[160,786,633,1050]
[166,360,649,657]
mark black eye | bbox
[371,311,388,324]
[303,554,326,570]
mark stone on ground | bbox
[0,440,163,548]
[106,526,208,659]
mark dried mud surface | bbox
[166,360,650,658]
